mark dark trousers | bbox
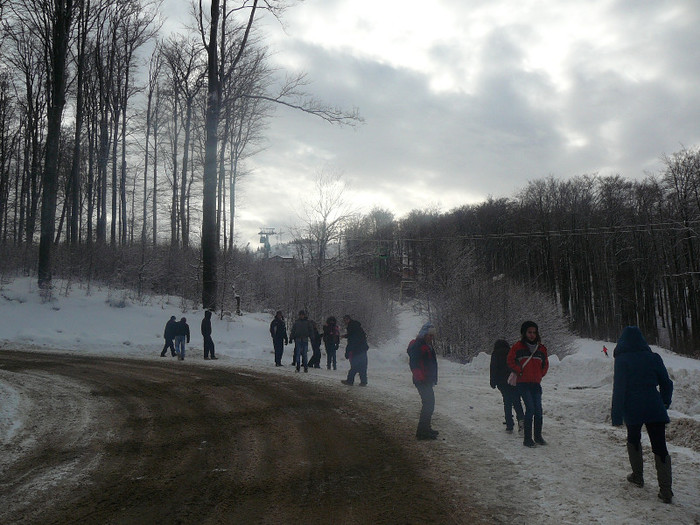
[203,335,215,359]
[273,339,285,365]
[518,382,543,438]
[415,382,435,433]
[627,422,669,458]
[308,342,322,368]
[497,384,524,429]
[346,352,368,384]
[161,338,176,356]
[325,342,338,369]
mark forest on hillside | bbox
[1,1,699,358]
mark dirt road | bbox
[0,350,491,524]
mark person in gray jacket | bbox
[289,310,313,373]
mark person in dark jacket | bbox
[490,339,524,433]
[611,326,674,503]
[340,315,369,386]
[160,316,178,357]
[507,321,549,447]
[270,311,288,366]
[408,322,439,440]
[290,310,313,372]
[307,320,323,369]
[201,310,217,360]
[174,317,190,361]
[323,316,340,370]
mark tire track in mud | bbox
[0,351,492,524]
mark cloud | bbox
[225,0,700,246]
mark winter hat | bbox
[418,322,436,338]
[170,316,176,321]
[520,321,538,336]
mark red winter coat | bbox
[507,340,549,384]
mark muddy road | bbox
[0,351,490,524]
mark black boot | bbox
[655,454,673,503]
[534,416,547,445]
[523,419,535,447]
[626,442,644,487]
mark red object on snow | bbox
[602,345,609,357]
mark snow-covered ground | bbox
[1,277,699,524]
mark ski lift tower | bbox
[258,227,276,258]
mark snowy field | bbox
[1,277,699,524]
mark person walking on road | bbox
[174,317,190,361]
[407,322,439,440]
[201,310,217,360]
[341,315,369,386]
[160,316,178,357]
[270,311,288,366]
[507,321,549,448]
[490,339,525,433]
[611,326,674,504]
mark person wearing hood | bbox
[174,317,190,361]
[407,322,439,440]
[160,316,178,357]
[490,339,524,433]
[269,311,288,367]
[507,321,549,447]
[611,326,674,504]
[201,310,217,360]
[340,315,369,386]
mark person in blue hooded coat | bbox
[611,326,674,503]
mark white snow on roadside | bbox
[1,277,699,523]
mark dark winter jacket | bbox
[201,311,212,338]
[611,326,673,426]
[507,340,548,384]
[407,337,438,385]
[322,322,340,348]
[489,340,511,388]
[175,320,190,343]
[163,317,177,340]
[344,319,368,357]
[290,318,313,342]
[270,317,288,343]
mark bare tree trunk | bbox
[38,0,74,288]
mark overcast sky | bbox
[167,0,700,247]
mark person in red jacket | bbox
[407,322,439,440]
[507,321,549,447]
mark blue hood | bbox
[613,326,651,357]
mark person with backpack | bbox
[507,321,549,447]
[323,316,340,370]
[407,322,439,440]
[611,326,674,504]
[340,315,369,386]
[490,339,524,433]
